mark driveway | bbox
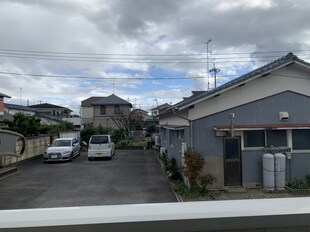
[0,150,176,210]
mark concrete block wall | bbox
[0,135,50,167]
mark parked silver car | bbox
[43,138,80,162]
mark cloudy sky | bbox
[0,0,309,114]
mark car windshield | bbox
[52,140,71,147]
[90,136,108,144]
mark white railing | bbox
[0,198,310,231]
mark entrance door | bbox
[224,137,242,186]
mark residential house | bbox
[158,53,310,188]
[151,103,171,117]
[81,94,132,129]
[4,103,62,125]
[131,108,149,121]
[81,97,103,125]
[4,103,36,116]
[0,93,10,115]
[0,93,11,128]
[29,103,72,118]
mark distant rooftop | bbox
[91,94,132,107]
[0,93,11,98]
[29,103,72,112]
[5,103,36,112]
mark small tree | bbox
[3,112,41,136]
[183,150,205,187]
[110,111,143,135]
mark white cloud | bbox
[0,0,309,114]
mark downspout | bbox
[190,120,193,150]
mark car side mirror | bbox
[0,130,26,158]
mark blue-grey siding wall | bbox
[242,151,264,184]
[159,127,191,168]
[192,91,310,184]
[193,91,310,155]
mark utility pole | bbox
[19,87,22,105]
[206,39,212,90]
[209,63,220,89]
[154,98,158,107]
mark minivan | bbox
[88,135,115,161]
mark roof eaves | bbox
[178,52,302,110]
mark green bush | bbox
[288,175,310,189]
[116,139,130,149]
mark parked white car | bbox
[88,135,115,161]
[43,138,80,162]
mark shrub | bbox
[288,176,310,189]
[116,139,130,149]
[183,150,205,187]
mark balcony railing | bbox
[0,197,310,231]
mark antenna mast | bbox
[206,39,212,90]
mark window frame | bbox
[177,129,184,141]
[100,105,106,115]
[243,130,265,149]
[114,105,120,114]
[292,129,310,152]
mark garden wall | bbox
[0,135,51,167]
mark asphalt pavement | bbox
[0,150,176,210]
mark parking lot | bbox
[0,150,176,210]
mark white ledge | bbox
[0,198,310,231]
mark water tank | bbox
[155,135,160,146]
[263,153,275,191]
[274,153,286,190]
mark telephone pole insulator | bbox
[209,63,220,89]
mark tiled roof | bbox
[177,52,310,110]
[29,103,72,112]
[5,103,36,112]
[0,92,11,98]
[37,113,63,122]
[150,103,171,111]
[91,94,132,106]
[81,97,103,107]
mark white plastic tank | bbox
[263,153,275,191]
[155,135,160,146]
[274,153,286,190]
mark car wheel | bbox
[88,157,92,161]
[70,153,73,162]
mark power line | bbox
[0,71,218,80]
[1,53,309,64]
[0,47,310,56]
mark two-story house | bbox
[29,103,72,118]
[81,94,132,129]
[0,92,11,128]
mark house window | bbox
[292,129,310,150]
[170,130,175,146]
[266,130,287,147]
[100,106,106,115]
[114,105,120,114]
[177,129,184,140]
[162,128,166,141]
[244,130,265,147]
